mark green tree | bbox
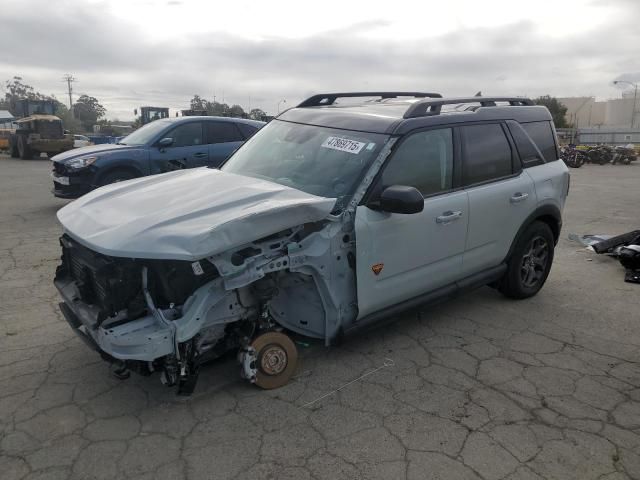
[53,98,83,132]
[188,95,248,118]
[228,104,246,118]
[4,76,48,101]
[249,108,267,121]
[207,101,228,116]
[2,76,49,114]
[73,95,106,130]
[190,94,207,111]
[533,95,568,128]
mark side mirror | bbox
[158,137,174,148]
[378,185,424,214]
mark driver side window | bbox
[381,128,453,197]
[167,122,203,148]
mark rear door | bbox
[460,123,537,276]
[355,127,469,319]
[204,121,245,167]
[148,121,208,173]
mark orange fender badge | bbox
[372,263,384,275]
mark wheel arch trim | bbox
[93,163,144,186]
[504,204,562,263]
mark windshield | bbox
[222,120,389,209]
[119,119,171,145]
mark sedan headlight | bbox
[66,156,98,170]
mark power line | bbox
[62,74,77,114]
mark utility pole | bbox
[62,74,77,116]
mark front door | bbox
[149,121,209,173]
[355,127,469,319]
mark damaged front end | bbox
[55,215,356,395]
[55,234,259,394]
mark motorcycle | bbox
[611,145,637,165]
[584,145,613,165]
[560,145,587,168]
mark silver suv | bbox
[54,92,569,394]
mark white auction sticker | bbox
[321,136,366,154]
[191,261,204,275]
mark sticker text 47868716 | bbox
[321,136,366,154]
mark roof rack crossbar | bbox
[403,96,535,119]
[297,91,442,108]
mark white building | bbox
[557,92,639,128]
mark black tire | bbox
[17,136,33,160]
[567,153,581,168]
[499,221,555,299]
[99,169,137,187]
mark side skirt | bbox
[342,264,506,339]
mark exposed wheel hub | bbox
[244,331,298,389]
[259,344,288,376]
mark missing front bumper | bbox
[55,275,174,362]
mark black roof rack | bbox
[297,91,442,108]
[404,96,535,119]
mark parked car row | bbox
[52,93,569,395]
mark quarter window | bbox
[206,122,243,144]
[461,124,513,185]
[380,128,453,196]
[168,122,203,147]
[521,121,558,163]
[507,121,543,166]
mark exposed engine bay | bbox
[54,218,357,395]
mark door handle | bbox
[510,192,529,203]
[193,152,208,158]
[436,210,462,224]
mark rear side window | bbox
[521,121,558,163]
[507,121,544,167]
[169,122,204,147]
[237,123,259,139]
[381,128,453,197]
[461,124,513,185]
[205,122,243,144]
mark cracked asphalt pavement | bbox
[1,153,640,480]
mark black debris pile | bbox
[569,230,640,284]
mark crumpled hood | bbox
[57,168,336,261]
[52,143,138,162]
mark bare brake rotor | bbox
[250,331,298,389]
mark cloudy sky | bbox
[2,0,639,120]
